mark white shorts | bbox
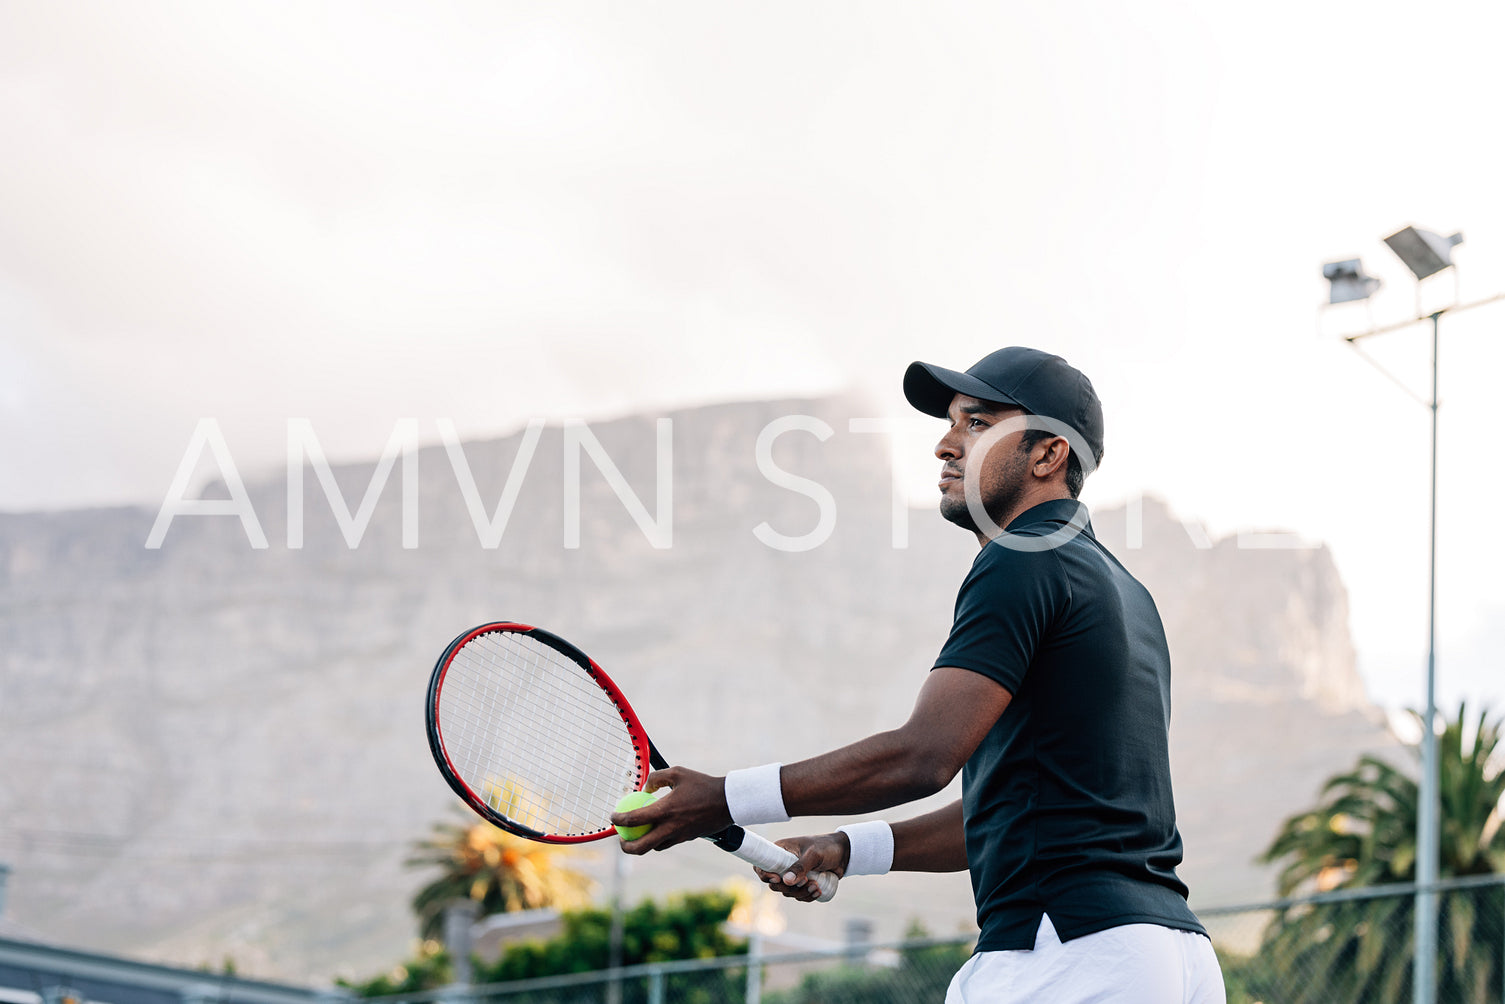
[945,913,1227,1004]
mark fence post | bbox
[844,918,873,965]
[607,851,627,1004]
[746,931,763,1004]
[646,965,664,1004]
[443,900,478,990]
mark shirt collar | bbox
[1004,498,1093,536]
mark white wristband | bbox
[724,763,790,825]
[837,820,894,876]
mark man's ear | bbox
[1032,436,1071,479]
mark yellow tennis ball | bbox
[614,790,659,840]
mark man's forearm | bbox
[616,668,1007,855]
[779,729,956,818]
[892,799,968,872]
[753,799,969,901]
[775,667,1011,818]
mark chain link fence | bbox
[369,875,1505,1004]
[1206,874,1505,1004]
[369,936,973,1004]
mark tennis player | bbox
[613,347,1226,1003]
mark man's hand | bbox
[611,766,732,854]
[755,833,850,902]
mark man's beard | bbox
[939,446,1029,536]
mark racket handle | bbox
[722,827,839,903]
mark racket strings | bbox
[443,635,634,832]
[437,630,642,837]
[451,635,632,822]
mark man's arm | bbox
[613,667,1009,854]
[755,800,969,902]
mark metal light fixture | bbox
[1322,258,1382,304]
[1383,226,1464,280]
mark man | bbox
[613,347,1225,1003]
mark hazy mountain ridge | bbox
[0,396,1394,979]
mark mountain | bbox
[0,396,1395,980]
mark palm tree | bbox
[408,809,596,941]
[1248,703,1505,1002]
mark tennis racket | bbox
[424,621,839,901]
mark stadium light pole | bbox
[1322,224,1503,1004]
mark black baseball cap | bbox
[903,346,1105,465]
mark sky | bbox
[2,1,1504,717]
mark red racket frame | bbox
[426,621,657,844]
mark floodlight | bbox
[1322,258,1381,304]
[1383,225,1464,280]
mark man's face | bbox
[934,394,1030,535]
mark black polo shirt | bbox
[933,498,1205,951]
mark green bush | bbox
[341,890,746,998]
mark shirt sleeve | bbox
[932,539,1067,695]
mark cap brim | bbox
[903,361,1022,418]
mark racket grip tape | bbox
[725,827,839,902]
